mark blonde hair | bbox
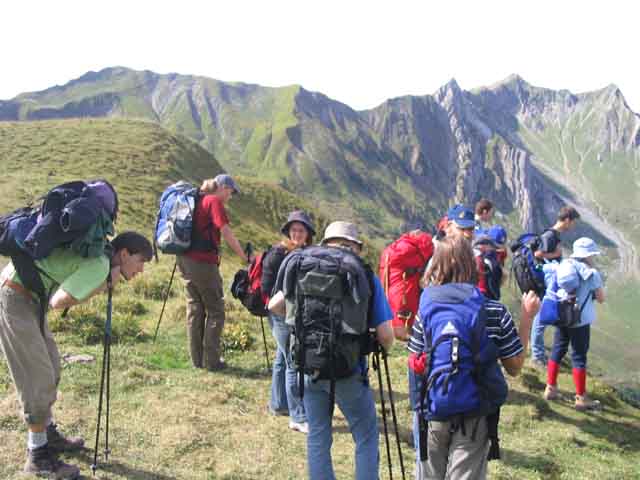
[424,236,477,286]
[200,179,219,194]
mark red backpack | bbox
[379,232,434,329]
[230,248,270,317]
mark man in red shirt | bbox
[177,174,249,371]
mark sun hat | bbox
[447,204,475,229]
[570,237,601,259]
[281,210,316,237]
[214,174,240,194]
[321,221,363,246]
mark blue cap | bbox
[447,204,475,229]
[487,225,507,245]
[214,174,240,194]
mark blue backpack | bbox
[154,182,200,255]
[510,232,545,297]
[418,284,507,421]
[539,261,586,328]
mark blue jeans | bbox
[268,314,306,423]
[303,373,379,480]
[550,324,590,369]
[530,312,547,361]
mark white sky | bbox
[1,1,639,113]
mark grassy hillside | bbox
[0,118,329,249]
[0,258,639,479]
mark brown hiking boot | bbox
[543,384,560,401]
[24,444,80,479]
[47,423,85,452]
[575,395,602,412]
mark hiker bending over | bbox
[543,237,605,411]
[530,205,580,369]
[0,231,152,479]
[176,174,248,371]
[407,236,539,480]
[261,210,315,432]
[269,221,394,480]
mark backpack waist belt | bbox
[1,279,36,301]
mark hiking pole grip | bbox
[245,242,253,265]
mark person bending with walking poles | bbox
[0,231,152,479]
[269,221,394,480]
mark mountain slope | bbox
[0,118,327,250]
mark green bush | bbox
[49,302,148,345]
[222,322,254,353]
[131,274,175,301]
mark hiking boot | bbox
[24,444,80,479]
[268,405,289,417]
[207,359,227,372]
[47,423,85,453]
[543,384,560,401]
[289,420,309,434]
[575,395,602,412]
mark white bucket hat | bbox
[570,237,601,259]
[321,221,363,246]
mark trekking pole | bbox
[382,347,406,480]
[245,242,271,371]
[153,260,177,343]
[91,276,113,475]
[373,345,393,480]
[259,316,271,371]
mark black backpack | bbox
[509,233,545,297]
[276,245,373,398]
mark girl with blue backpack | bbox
[407,236,539,479]
[543,237,605,411]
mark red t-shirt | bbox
[185,194,229,264]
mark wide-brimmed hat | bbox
[321,221,363,246]
[447,204,475,229]
[214,174,240,194]
[280,210,316,237]
[571,237,601,259]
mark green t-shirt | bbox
[3,248,110,301]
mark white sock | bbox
[28,431,47,450]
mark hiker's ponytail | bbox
[200,179,219,194]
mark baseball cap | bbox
[447,204,475,229]
[214,174,240,194]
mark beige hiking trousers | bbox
[176,255,226,370]
[0,285,60,425]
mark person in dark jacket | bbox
[261,210,315,433]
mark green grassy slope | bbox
[0,118,327,249]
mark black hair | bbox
[558,206,580,222]
[111,231,153,261]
